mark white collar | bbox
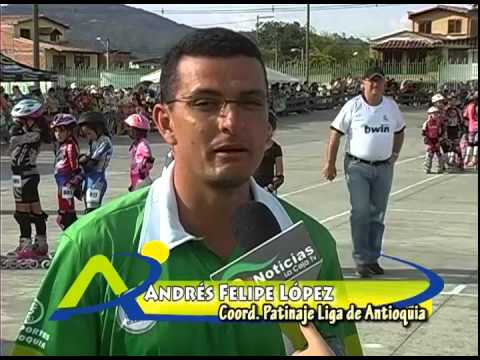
[138,161,293,252]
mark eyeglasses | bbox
[166,95,267,115]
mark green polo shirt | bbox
[12,164,362,356]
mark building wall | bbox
[412,11,470,36]
[99,52,131,68]
[45,51,98,70]
[471,17,478,37]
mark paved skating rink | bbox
[1,107,477,355]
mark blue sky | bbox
[127,3,467,40]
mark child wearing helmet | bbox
[431,93,449,171]
[422,106,445,174]
[124,113,155,191]
[77,111,113,213]
[444,103,465,171]
[8,99,50,261]
[463,92,478,168]
[51,113,80,230]
[253,111,284,194]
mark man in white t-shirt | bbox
[322,66,406,278]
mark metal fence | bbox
[267,61,478,88]
[54,67,153,89]
[1,67,153,93]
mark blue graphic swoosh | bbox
[50,253,161,320]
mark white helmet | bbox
[70,82,78,90]
[431,93,445,103]
[427,106,440,114]
[11,99,44,118]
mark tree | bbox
[258,21,306,63]
[257,21,370,65]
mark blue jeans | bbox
[344,156,394,266]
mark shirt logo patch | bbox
[25,299,45,325]
[364,125,390,134]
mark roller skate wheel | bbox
[40,259,51,269]
[18,261,30,270]
[28,260,39,269]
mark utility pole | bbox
[256,15,274,44]
[274,33,278,68]
[33,4,40,89]
[106,38,110,72]
[306,4,310,84]
[96,37,110,71]
[33,4,40,69]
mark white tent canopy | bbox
[140,67,299,84]
[266,67,300,84]
[140,69,162,83]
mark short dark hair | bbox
[160,27,268,103]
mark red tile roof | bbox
[372,39,442,49]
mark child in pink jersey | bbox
[124,113,155,191]
[463,92,478,167]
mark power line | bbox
[140,4,407,15]
[193,18,259,27]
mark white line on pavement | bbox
[320,175,444,223]
[451,284,467,295]
[388,209,476,216]
[439,292,477,298]
[279,155,423,199]
[363,344,385,349]
[389,174,443,197]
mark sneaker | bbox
[356,265,372,278]
[367,262,385,275]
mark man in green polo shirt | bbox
[12,28,362,356]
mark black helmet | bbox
[78,111,105,127]
[78,111,108,135]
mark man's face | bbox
[155,55,269,189]
[362,75,385,97]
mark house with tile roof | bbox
[369,5,478,81]
[1,15,130,71]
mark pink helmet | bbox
[51,113,77,128]
[124,113,150,131]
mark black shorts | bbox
[12,173,40,203]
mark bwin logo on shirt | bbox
[364,125,390,134]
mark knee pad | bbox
[31,212,47,236]
[14,211,32,238]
